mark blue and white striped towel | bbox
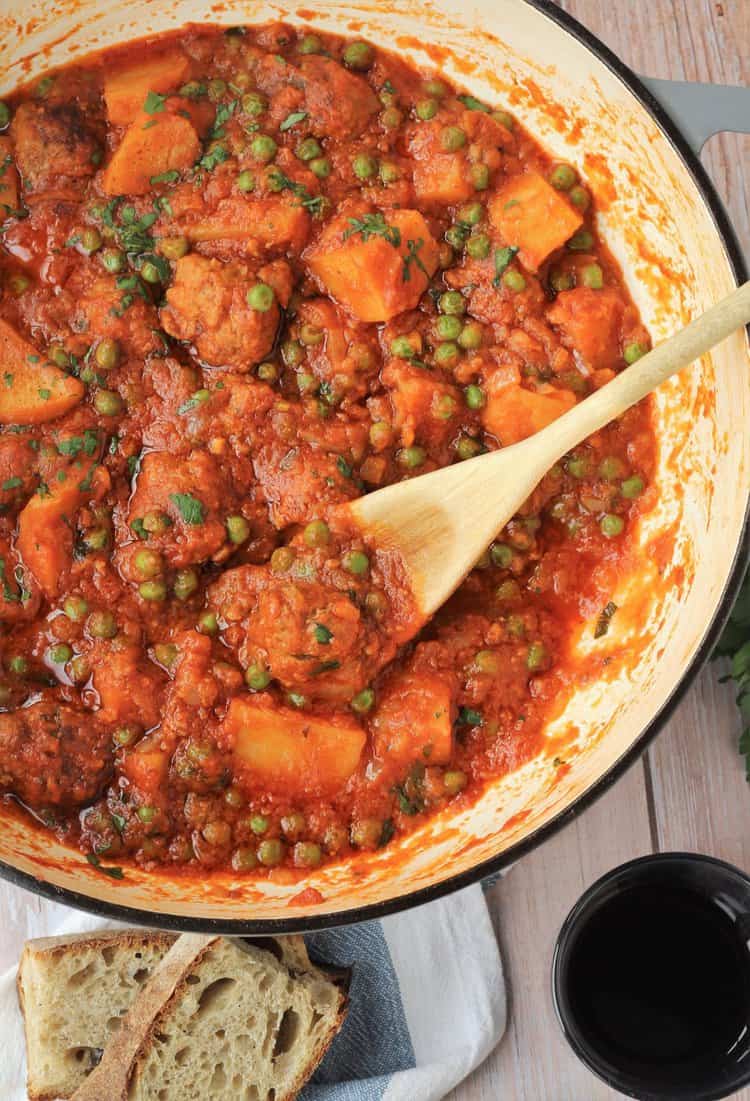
[0,883,506,1099]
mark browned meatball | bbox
[11,102,100,193]
[0,701,112,808]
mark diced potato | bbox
[0,319,84,425]
[0,137,19,215]
[102,102,200,196]
[482,378,576,445]
[489,172,583,271]
[413,154,473,205]
[179,197,310,253]
[17,463,94,597]
[104,50,191,127]
[547,287,625,371]
[371,669,454,768]
[226,698,365,797]
[122,739,170,797]
[383,359,459,446]
[307,208,440,322]
[92,645,162,729]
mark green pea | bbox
[153,643,178,668]
[549,163,577,191]
[379,161,400,184]
[471,163,490,190]
[456,435,482,460]
[296,137,322,162]
[582,263,603,290]
[293,841,322,867]
[198,611,218,634]
[48,345,70,368]
[143,510,171,535]
[353,153,377,179]
[246,283,275,311]
[526,642,548,671]
[439,291,466,316]
[232,846,259,871]
[343,550,369,575]
[423,78,448,97]
[343,41,374,70]
[88,610,117,638]
[416,97,438,121]
[490,542,513,567]
[600,513,625,537]
[441,125,466,152]
[296,372,315,395]
[95,338,121,371]
[503,270,526,292]
[309,156,331,179]
[242,91,267,116]
[467,234,490,260]
[298,33,322,54]
[271,546,295,572]
[257,361,278,382]
[496,579,520,601]
[351,687,375,713]
[236,170,255,193]
[134,548,163,579]
[100,247,126,273]
[94,389,123,416]
[179,80,206,99]
[174,569,198,601]
[599,456,626,481]
[257,838,285,866]
[567,456,590,478]
[250,134,277,162]
[81,228,102,254]
[621,475,644,499]
[282,339,304,367]
[459,322,483,351]
[391,335,415,359]
[567,229,594,251]
[69,655,91,683]
[434,342,460,368]
[64,595,88,621]
[0,103,9,130]
[48,643,73,664]
[464,383,485,409]
[569,185,590,210]
[8,655,28,675]
[139,260,161,284]
[245,663,271,691]
[398,445,426,469]
[434,315,461,341]
[492,109,515,129]
[304,519,330,547]
[139,580,167,602]
[83,527,108,551]
[223,515,249,545]
[351,817,383,849]
[369,421,392,449]
[443,769,468,794]
[208,78,227,101]
[113,725,140,747]
[299,323,323,346]
[445,225,467,249]
[624,342,648,364]
[250,814,269,834]
[550,269,575,293]
[458,201,483,226]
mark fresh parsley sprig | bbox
[715,570,750,779]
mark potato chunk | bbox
[547,287,625,371]
[226,698,365,797]
[104,51,191,126]
[171,195,311,254]
[17,463,95,598]
[102,100,200,196]
[489,172,583,271]
[482,376,576,446]
[306,208,439,322]
[0,319,84,425]
[371,667,455,771]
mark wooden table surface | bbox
[0,2,748,1099]
[452,4,750,1098]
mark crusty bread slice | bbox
[71,933,348,1101]
[18,929,176,1101]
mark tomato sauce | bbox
[0,22,655,878]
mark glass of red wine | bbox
[553,853,750,1100]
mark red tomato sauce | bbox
[0,22,655,878]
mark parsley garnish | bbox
[149,169,180,186]
[594,601,618,639]
[279,110,307,132]
[458,707,483,726]
[198,143,230,172]
[458,93,489,113]
[344,213,401,248]
[38,388,51,400]
[1,477,22,490]
[493,246,519,287]
[266,169,323,214]
[144,90,167,114]
[169,492,205,525]
[379,819,395,846]
[402,237,429,283]
[715,575,750,779]
[210,100,239,140]
[3,372,12,387]
[313,623,333,645]
[0,557,19,602]
[86,853,125,879]
[336,456,353,479]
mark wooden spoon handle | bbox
[538,280,750,462]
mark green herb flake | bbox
[402,237,429,283]
[169,492,205,525]
[336,456,353,479]
[86,853,125,879]
[313,623,333,645]
[1,477,22,490]
[149,169,180,186]
[280,110,308,132]
[143,90,168,114]
[594,600,618,639]
[38,388,51,400]
[493,245,519,287]
[458,706,484,726]
[457,93,490,113]
[344,213,401,248]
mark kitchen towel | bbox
[0,882,506,1100]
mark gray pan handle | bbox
[639,75,750,154]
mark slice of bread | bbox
[71,934,348,1101]
[18,929,176,1101]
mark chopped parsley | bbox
[143,90,168,114]
[457,93,489,113]
[266,169,323,214]
[313,623,333,645]
[149,169,180,186]
[279,110,307,132]
[86,853,125,879]
[57,429,99,459]
[210,100,239,140]
[493,245,519,287]
[402,237,429,283]
[38,388,51,400]
[169,492,205,525]
[198,143,230,172]
[594,601,618,639]
[1,477,22,490]
[336,456,353,479]
[458,707,484,726]
[344,213,401,248]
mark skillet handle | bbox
[639,76,750,155]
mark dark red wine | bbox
[564,882,750,1090]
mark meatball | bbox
[252,440,359,529]
[10,102,101,194]
[160,254,283,371]
[0,701,112,808]
[298,57,379,140]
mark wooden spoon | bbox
[347,280,750,620]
